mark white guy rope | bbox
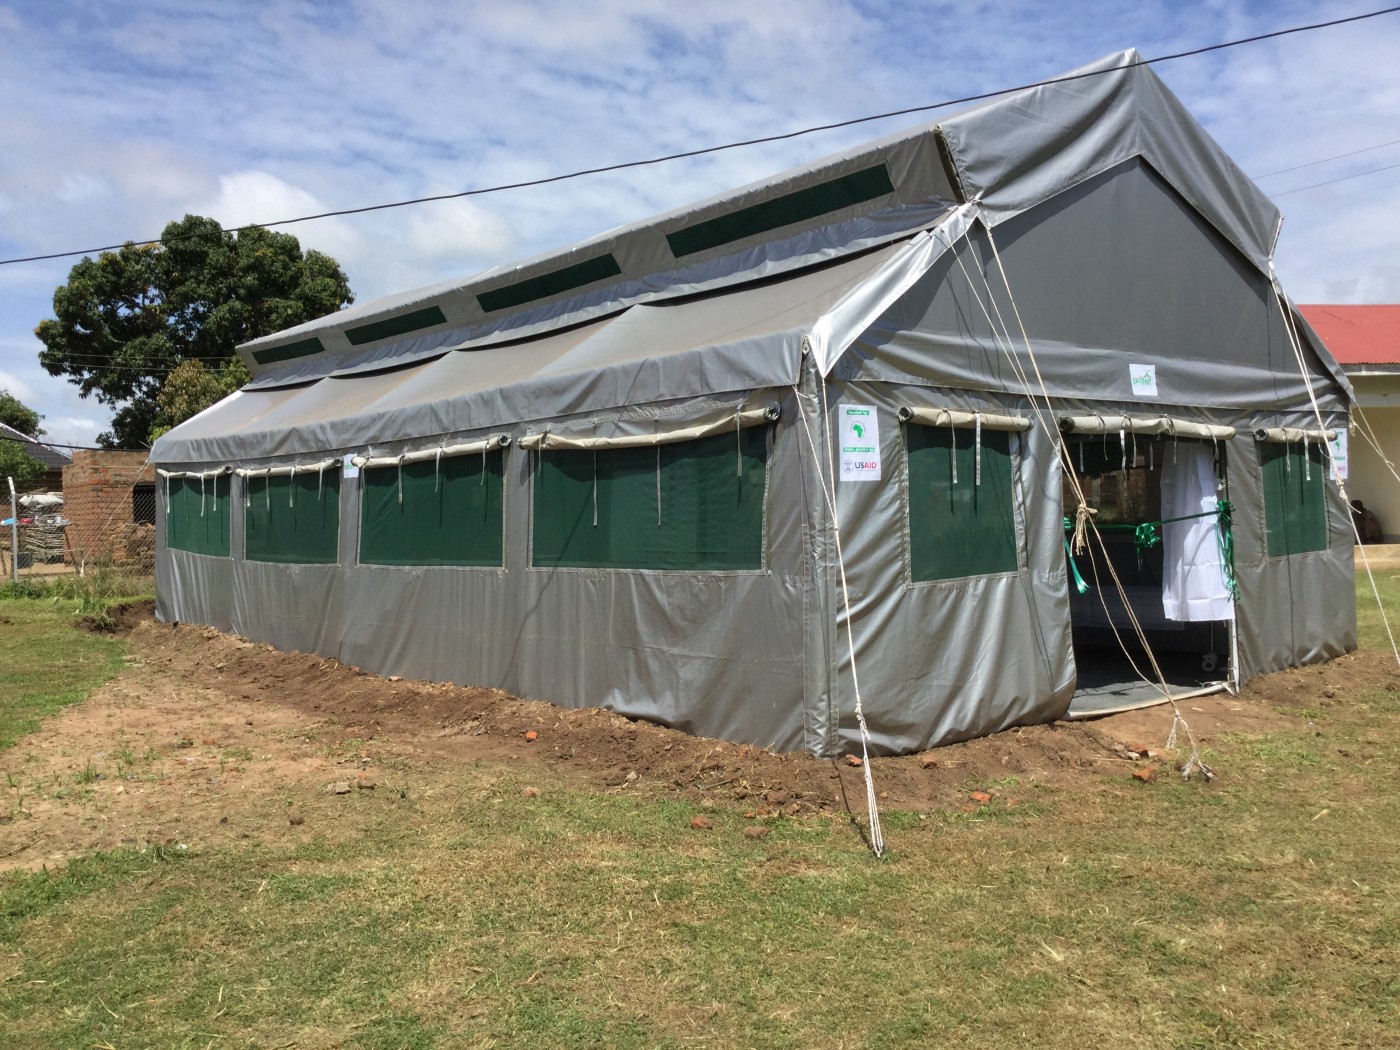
[975,214,1213,778]
[791,374,885,858]
[1271,277,1400,668]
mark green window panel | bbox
[360,450,505,566]
[165,474,231,557]
[907,426,1019,582]
[1261,442,1329,556]
[244,471,341,564]
[533,428,768,571]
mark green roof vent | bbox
[251,337,325,366]
[477,254,623,314]
[666,164,894,258]
[345,305,449,346]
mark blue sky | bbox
[2,0,1398,446]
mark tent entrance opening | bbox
[1062,434,1234,717]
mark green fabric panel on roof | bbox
[533,428,767,570]
[1261,442,1328,557]
[344,305,448,346]
[666,164,895,258]
[907,425,1019,581]
[245,471,341,564]
[477,254,623,313]
[359,450,505,566]
[251,336,324,365]
[166,475,231,557]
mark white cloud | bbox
[1,0,1398,439]
[0,367,34,403]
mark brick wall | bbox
[62,450,157,571]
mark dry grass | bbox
[0,583,1398,1047]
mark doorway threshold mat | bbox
[1066,679,1228,719]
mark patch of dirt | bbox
[3,608,1396,872]
[78,599,155,635]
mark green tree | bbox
[148,357,252,443]
[35,215,353,448]
[0,389,46,490]
[0,441,45,491]
[0,389,44,437]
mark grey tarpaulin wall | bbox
[153,49,1355,755]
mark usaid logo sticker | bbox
[1129,363,1158,398]
[838,404,881,481]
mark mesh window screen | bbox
[907,425,1019,581]
[244,471,341,564]
[166,475,232,557]
[532,427,767,570]
[360,450,505,566]
[1261,442,1328,556]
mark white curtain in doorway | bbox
[1160,442,1234,621]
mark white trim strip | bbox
[351,434,510,469]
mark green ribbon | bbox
[1216,499,1240,602]
[1062,502,1240,602]
[1063,534,1090,594]
[1134,521,1161,552]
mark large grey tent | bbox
[151,51,1355,756]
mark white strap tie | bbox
[949,415,958,485]
[975,412,983,487]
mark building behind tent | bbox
[1299,304,1400,542]
[151,51,1355,756]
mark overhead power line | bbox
[1270,161,1400,197]
[1252,136,1400,178]
[2,4,1398,269]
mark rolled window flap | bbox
[351,434,511,469]
[156,466,233,480]
[1058,415,1236,440]
[234,457,339,478]
[1254,426,1336,443]
[898,407,1029,432]
[519,402,780,452]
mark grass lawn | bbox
[0,598,129,752]
[0,580,1398,1047]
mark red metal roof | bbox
[1299,304,1400,366]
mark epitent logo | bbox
[1129,363,1158,398]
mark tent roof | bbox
[157,242,907,463]
[237,49,1281,390]
[1298,304,1400,366]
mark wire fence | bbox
[3,455,155,594]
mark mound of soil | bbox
[3,607,1393,872]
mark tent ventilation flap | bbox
[520,404,780,452]
[898,407,1029,431]
[157,466,233,480]
[1254,426,1336,443]
[1058,415,1236,441]
[234,458,340,479]
[352,435,511,469]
